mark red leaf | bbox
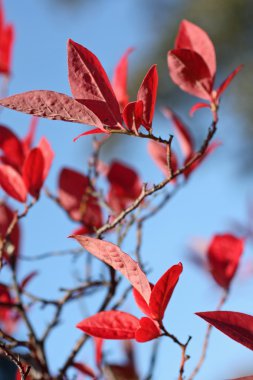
[168,49,213,100]
[196,311,253,351]
[72,362,96,379]
[207,234,244,289]
[76,311,139,340]
[162,107,193,158]
[22,116,38,154]
[38,137,54,180]
[112,47,134,110]
[73,128,106,142]
[135,317,161,343]
[0,164,27,202]
[68,39,122,128]
[0,125,24,170]
[216,64,243,99]
[0,202,20,267]
[22,148,44,198]
[229,377,253,380]
[147,140,178,178]
[123,100,143,134]
[189,102,210,117]
[107,161,142,213]
[94,337,103,368]
[137,65,158,130]
[58,168,102,230]
[0,91,105,129]
[71,236,151,303]
[20,271,38,290]
[0,4,14,76]
[149,263,183,321]
[175,20,216,78]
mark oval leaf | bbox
[0,164,27,202]
[137,65,158,130]
[168,49,213,100]
[175,19,216,78]
[135,317,161,343]
[0,90,104,129]
[68,39,122,128]
[149,263,183,321]
[76,311,139,340]
[22,148,44,198]
[71,236,151,303]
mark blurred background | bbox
[1,0,253,379]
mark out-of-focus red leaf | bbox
[175,20,216,78]
[189,102,210,117]
[72,362,96,379]
[68,39,122,128]
[183,140,220,178]
[20,271,38,291]
[0,164,27,202]
[162,107,193,158]
[0,91,105,129]
[207,234,244,289]
[22,148,44,198]
[216,64,243,99]
[123,100,143,134]
[76,311,139,340]
[149,263,183,321]
[107,161,142,213]
[73,128,106,142]
[0,3,14,75]
[229,376,253,380]
[38,137,54,180]
[58,167,102,231]
[71,236,151,303]
[168,49,213,100]
[112,48,134,110]
[196,311,253,350]
[0,202,20,267]
[137,65,158,131]
[135,317,161,343]
[147,140,178,178]
[0,125,24,170]
[22,116,38,154]
[94,337,103,368]
[0,283,19,333]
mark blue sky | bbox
[1,1,253,379]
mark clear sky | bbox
[1,1,253,379]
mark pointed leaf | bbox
[175,20,216,77]
[196,311,253,351]
[38,137,54,181]
[0,125,24,170]
[71,236,151,303]
[216,64,243,99]
[0,164,27,202]
[72,362,96,379]
[76,311,139,340]
[20,271,38,290]
[162,107,193,157]
[132,286,153,317]
[168,49,213,100]
[137,65,158,130]
[73,128,106,142]
[22,116,38,153]
[189,102,210,117]
[0,91,105,129]
[112,47,134,110]
[149,263,183,321]
[135,317,161,343]
[22,148,44,198]
[68,39,122,128]
[123,100,143,134]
